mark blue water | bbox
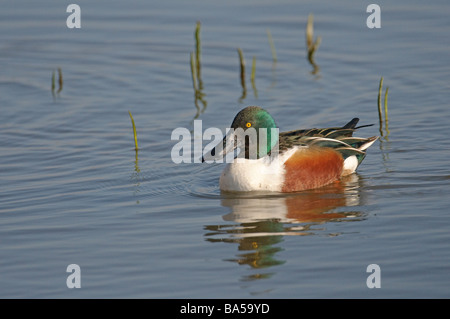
[1,0,449,298]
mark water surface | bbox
[1,0,449,298]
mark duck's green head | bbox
[203,106,279,162]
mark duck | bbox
[202,106,378,192]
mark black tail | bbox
[343,117,374,130]
[343,118,359,129]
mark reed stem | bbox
[57,67,63,93]
[251,56,257,98]
[194,21,201,84]
[384,86,389,122]
[267,29,277,63]
[251,56,256,83]
[190,52,198,92]
[51,70,56,92]
[237,48,246,90]
[128,111,139,151]
[377,76,384,135]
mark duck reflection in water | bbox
[204,174,367,280]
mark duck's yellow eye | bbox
[246,122,252,128]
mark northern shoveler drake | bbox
[202,106,378,192]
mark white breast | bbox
[219,148,298,192]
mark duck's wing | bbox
[279,118,378,166]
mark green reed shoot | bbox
[251,56,258,98]
[190,52,201,119]
[384,84,390,136]
[267,29,277,63]
[377,76,389,137]
[195,21,201,80]
[57,67,63,93]
[190,22,206,118]
[306,14,321,72]
[250,56,256,83]
[251,56,256,83]
[377,76,383,131]
[237,48,247,101]
[51,70,56,92]
[237,48,246,88]
[128,111,139,151]
[384,86,389,123]
[190,52,198,92]
[51,67,63,95]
